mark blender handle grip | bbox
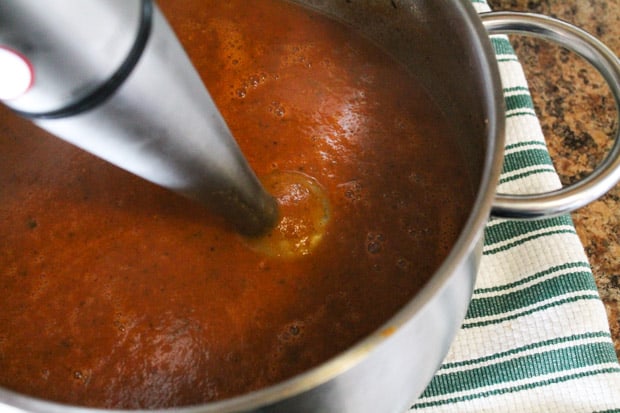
[0,0,278,236]
[479,11,620,219]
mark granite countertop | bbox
[487,0,620,360]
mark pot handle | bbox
[479,12,620,219]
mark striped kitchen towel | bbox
[411,1,620,411]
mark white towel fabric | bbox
[410,1,620,411]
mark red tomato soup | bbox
[0,0,473,408]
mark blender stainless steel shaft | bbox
[0,0,278,236]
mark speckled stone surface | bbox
[487,0,620,360]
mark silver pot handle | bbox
[479,12,620,219]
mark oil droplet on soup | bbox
[246,171,330,258]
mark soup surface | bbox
[0,0,473,408]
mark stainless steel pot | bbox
[1,1,619,412]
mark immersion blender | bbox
[0,0,278,236]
